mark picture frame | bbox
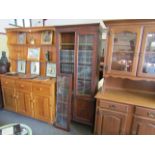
[17,32,26,44]
[30,62,40,75]
[46,63,56,77]
[28,48,40,61]
[17,60,26,74]
[41,31,53,44]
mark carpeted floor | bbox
[0,109,92,135]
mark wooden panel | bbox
[2,87,16,112]
[32,84,51,96]
[16,91,33,117]
[132,117,155,135]
[33,95,51,123]
[135,106,155,119]
[95,108,126,135]
[99,100,128,113]
[1,78,15,87]
[16,81,32,92]
[73,98,94,125]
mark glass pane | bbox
[60,50,74,74]
[77,34,93,95]
[55,75,72,131]
[143,33,155,74]
[111,31,137,72]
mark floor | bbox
[0,109,92,135]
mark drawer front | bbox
[16,81,32,92]
[32,84,51,96]
[98,100,128,113]
[135,106,155,119]
[1,78,15,87]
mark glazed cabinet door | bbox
[94,108,126,135]
[33,95,51,123]
[73,32,97,125]
[76,32,97,97]
[2,87,16,112]
[16,91,33,117]
[132,117,155,135]
[106,26,142,76]
[138,27,155,78]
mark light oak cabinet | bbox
[104,20,155,81]
[106,26,142,76]
[1,78,17,112]
[1,76,56,124]
[16,80,33,117]
[132,106,155,135]
[33,95,51,123]
[94,100,134,135]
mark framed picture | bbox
[41,31,53,44]
[28,48,40,61]
[30,62,40,75]
[17,60,26,74]
[46,63,56,77]
[17,32,26,44]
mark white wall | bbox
[45,19,103,26]
[0,19,15,33]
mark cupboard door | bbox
[76,32,97,96]
[16,91,33,116]
[33,95,51,123]
[73,98,94,125]
[138,27,155,78]
[2,87,16,112]
[107,26,142,76]
[132,117,155,135]
[95,108,126,135]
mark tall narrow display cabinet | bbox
[56,24,100,126]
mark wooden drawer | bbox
[32,84,51,96]
[1,78,15,87]
[16,81,32,92]
[135,106,155,119]
[98,100,129,113]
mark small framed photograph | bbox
[28,48,40,61]
[46,63,56,77]
[41,31,53,44]
[30,62,40,75]
[17,32,26,44]
[17,60,26,74]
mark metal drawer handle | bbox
[147,112,155,118]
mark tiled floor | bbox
[0,109,92,135]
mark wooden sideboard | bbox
[1,75,56,124]
[94,20,155,135]
[95,89,155,135]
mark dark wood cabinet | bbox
[94,100,134,135]
[56,24,100,125]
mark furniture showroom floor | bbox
[0,110,91,135]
